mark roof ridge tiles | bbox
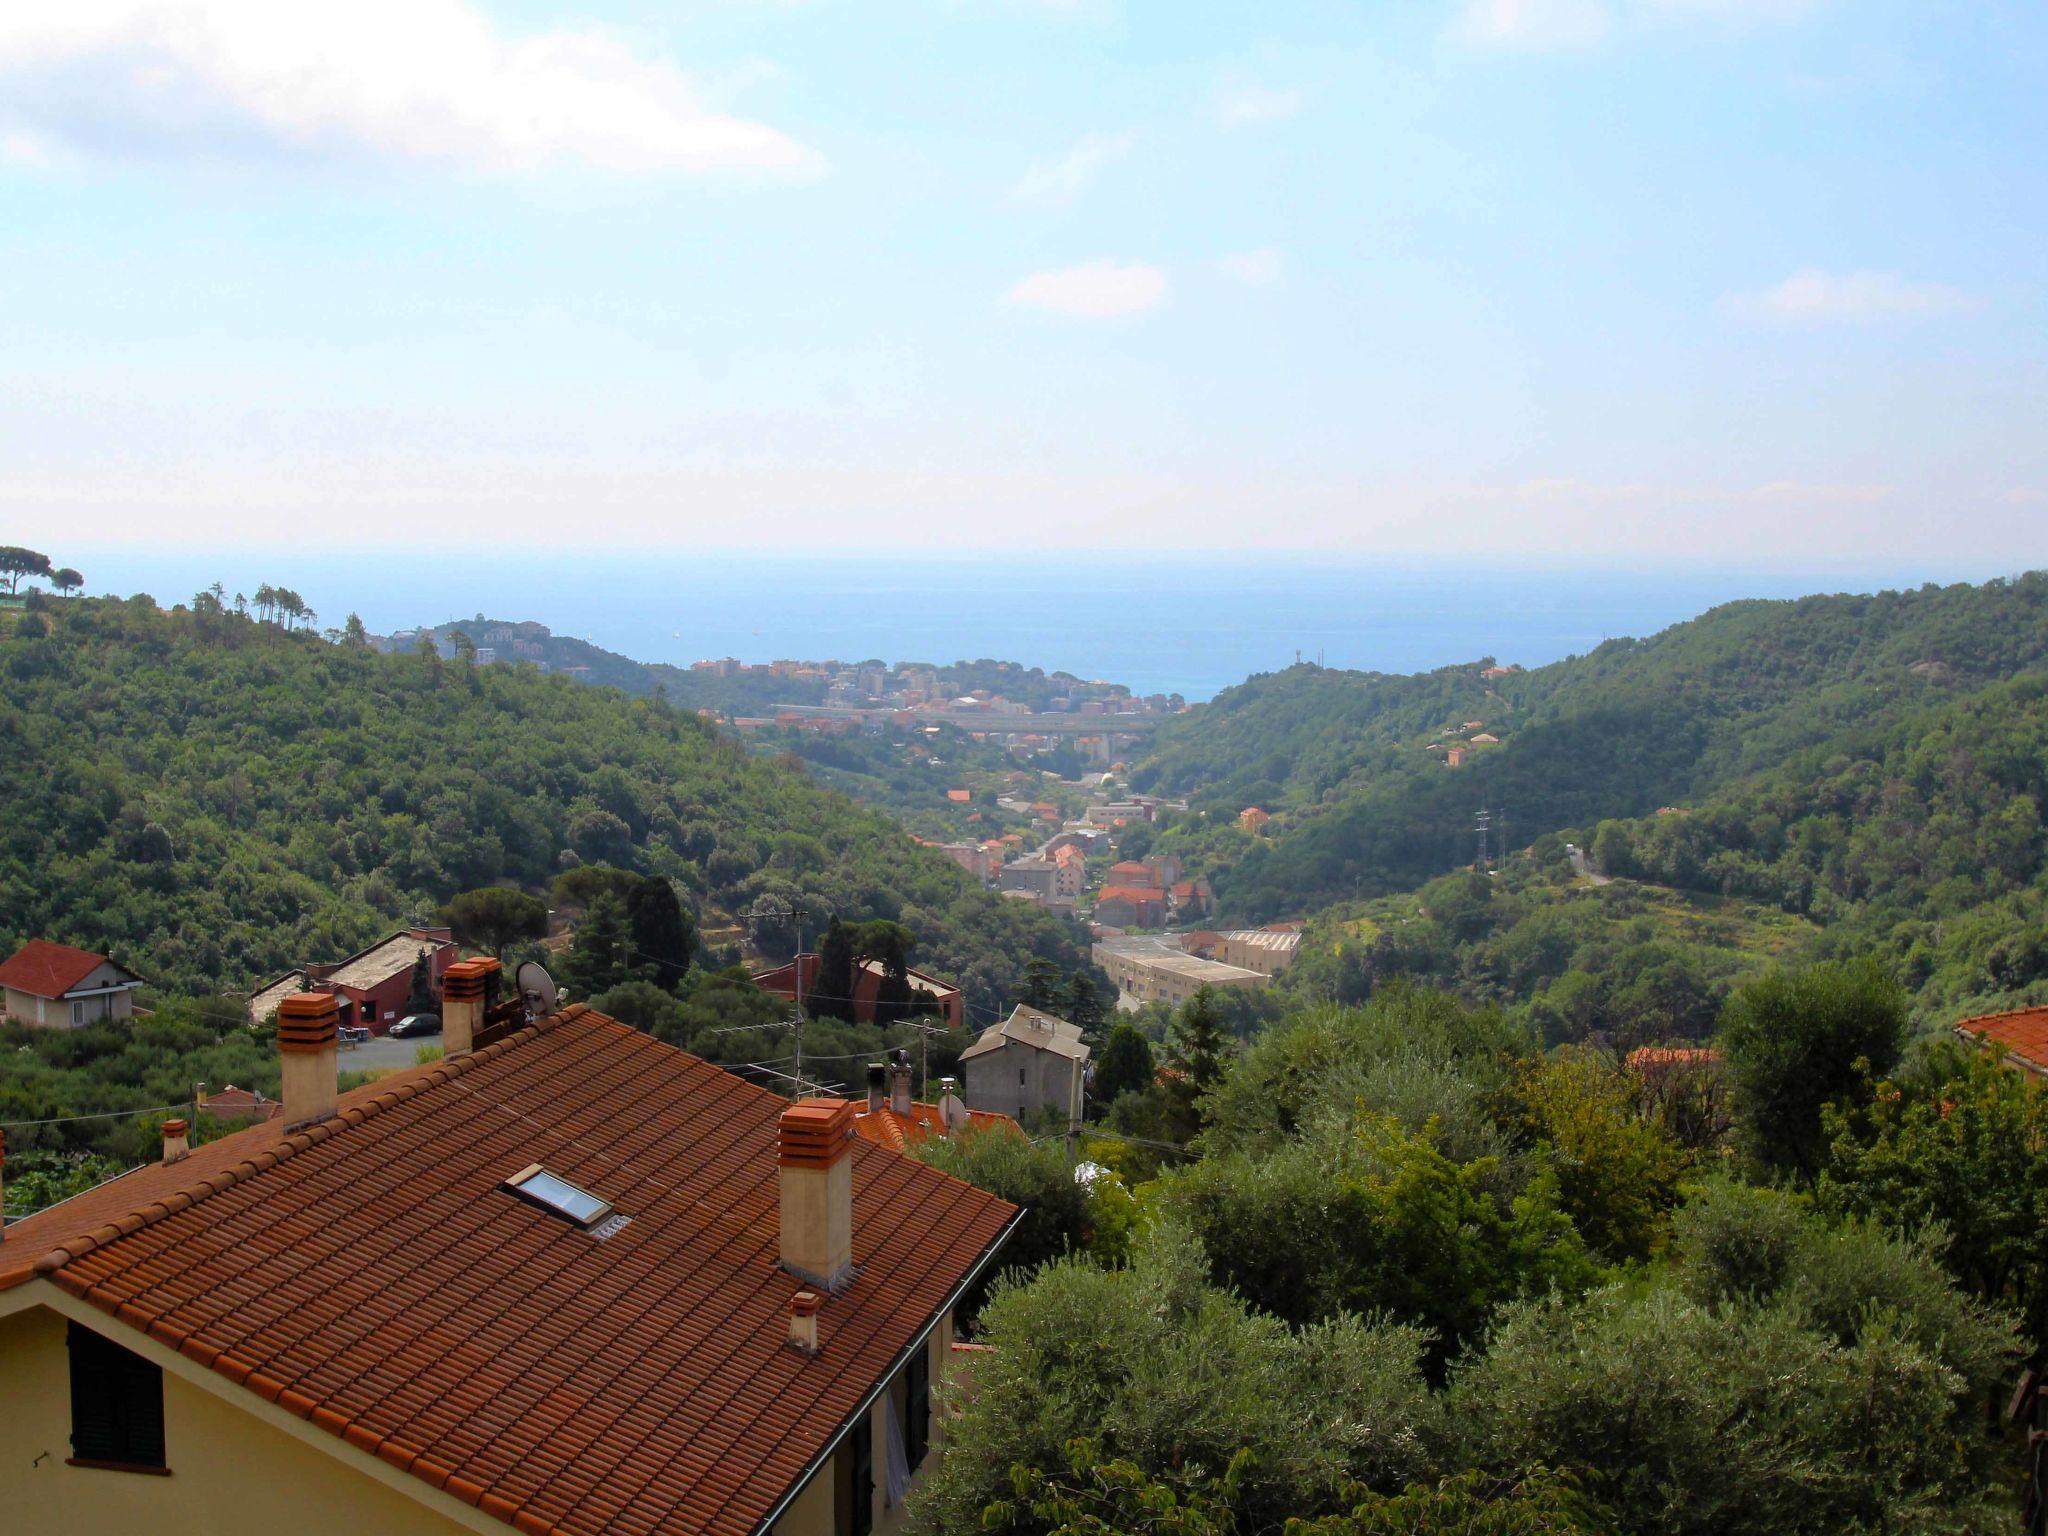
[23,1010,565,1284]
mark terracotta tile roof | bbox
[1954,1006,2048,1074]
[198,1085,283,1122]
[851,1102,1019,1154]
[1625,1046,1723,1072]
[0,1005,1018,1536]
[0,939,126,1000]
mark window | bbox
[68,1323,166,1473]
[904,1346,930,1471]
[71,1001,84,1025]
[1018,1067,1026,1086]
[845,1412,873,1536]
[503,1165,612,1227]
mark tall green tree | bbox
[442,886,548,960]
[52,568,83,597]
[560,890,634,997]
[1020,956,1064,1012]
[807,917,859,1021]
[625,877,696,994]
[342,612,369,646]
[1717,958,1907,1178]
[1064,971,1106,1035]
[1091,1021,1155,1109]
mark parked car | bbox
[389,1013,441,1039]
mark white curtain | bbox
[882,1390,912,1509]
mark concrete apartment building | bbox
[958,1005,1090,1124]
[0,971,1018,1536]
[1093,935,1270,1011]
[1215,929,1303,976]
[0,942,145,1029]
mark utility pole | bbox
[744,898,811,1095]
[1475,808,1491,872]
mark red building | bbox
[751,953,965,1031]
[247,927,458,1035]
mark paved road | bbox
[340,1032,443,1075]
[1566,843,1613,886]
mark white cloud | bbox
[1006,261,1166,318]
[1008,130,1137,206]
[1451,0,1611,50]
[0,1,822,177]
[1722,268,1980,324]
[1214,84,1305,127]
[1218,248,1282,286]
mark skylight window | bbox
[504,1164,612,1228]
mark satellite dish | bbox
[516,962,560,1018]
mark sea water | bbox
[59,547,1999,702]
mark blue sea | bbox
[58,548,2007,702]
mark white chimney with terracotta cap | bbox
[442,956,501,1057]
[777,1097,856,1291]
[786,1290,822,1355]
[888,1050,913,1117]
[160,1118,190,1165]
[276,991,341,1129]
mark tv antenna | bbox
[744,898,812,1091]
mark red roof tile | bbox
[1955,1006,2048,1074]
[850,1102,1019,1155]
[0,939,122,1000]
[1,1005,1017,1536]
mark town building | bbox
[1092,886,1167,930]
[752,953,966,1031]
[1215,928,1303,976]
[0,941,145,1029]
[938,842,993,882]
[1953,1005,2048,1076]
[0,984,1018,1536]
[246,928,458,1034]
[958,1006,1090,1124]
[1092,935,1270,1011]
[1238,807,1270,834]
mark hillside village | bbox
[9,577,2048,1534]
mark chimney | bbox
[786,1290,822,1355]
[160,1118,190,1164]
[777,1098,855,1291]
[442,956,501,1056]
[276,991,341,1129]
[865,1062,887,1115]
[889,1050,914,1117]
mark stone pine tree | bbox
[443,886,547,961]
[1091,1021,1155,1110]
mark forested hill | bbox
[1132,574,2048,926]
[0,595,1083,1006]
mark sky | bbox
[1,0,2044,567]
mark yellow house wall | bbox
[0,1297,480,1536]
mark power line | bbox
[2,1102,193,1129]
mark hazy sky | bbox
[2,1,2043,564]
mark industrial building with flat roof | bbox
[1091,935,1270,1011]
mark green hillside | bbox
[1137,575,2048,899]
[0,594,1084,1009]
